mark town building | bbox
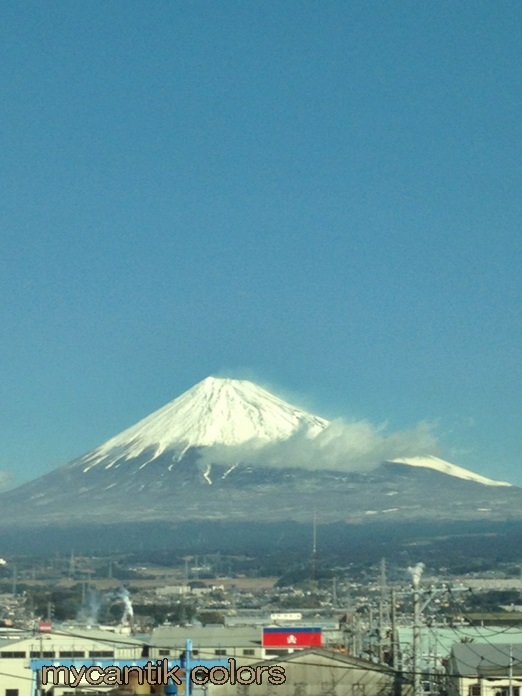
[447,643,522,696]
[0,627,145,696]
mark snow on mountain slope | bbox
[390,455,512,487]
[73,377,511,491]
[80,376,329,470]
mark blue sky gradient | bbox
[1,1,521,486]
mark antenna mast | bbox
[311,509,317,586]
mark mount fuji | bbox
[0,376,520,529]
[80,376,329,472]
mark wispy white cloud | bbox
[199,417,439,473]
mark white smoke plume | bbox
[77,589,102,625]
[116,587,134,623]
[198,417,438,473]
[78,587,133,625]
[408,562,425,588]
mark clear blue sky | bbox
[1,1,520,487]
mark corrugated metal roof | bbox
[56,627,146,645]
[398,626,522,660]
[151,625,261,648]
[449,643,522,677]
[267,648,397,673]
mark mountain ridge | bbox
[0,376,519,529]
[71,376,509,489]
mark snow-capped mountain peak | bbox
[2,377,518,530]
[81,376,329,468]
[74,377,512,494]
[390,455,512,487]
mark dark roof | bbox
[449,643,522,677]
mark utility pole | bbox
[509,644,513,696]
[428,632,434,696]
[409,568,449,696]
[391,588,397,669]
[368,604,374,659]
[351,613,361,657]
[413,580,421,696]
[378,596,384,663]
[379,559,387,664]
[410,563,425,696]
[431,634,440,692]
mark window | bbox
[469,685,481,696]
[215,649,227,656]
[6,690,19,696]
[159,649,170,656]
[89,651,114,658]
[0,652,25,658]
[243,649,255,656]
[30,651,54,658]
[59,651,85,658]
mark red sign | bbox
[262,627,322,648]
[37,621,52,633]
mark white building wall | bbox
[0,631,143,696]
